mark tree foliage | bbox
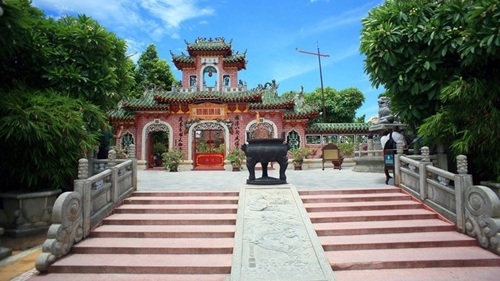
[304,87,365,123]
[360,0,500,181]
[0,1,134,191]
[0,87,104,192]
[132,44,176,97]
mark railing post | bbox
[367,138,373,157]
[74,158,91,238]
[419,146,431,201]
[107,149,117,168]
[437,143,448,171]
[455,155,472,233]
[394,140,404,186]
[129,144,138,190]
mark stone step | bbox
[304,200,424,212]
[333,267,500,281]
[314,219,455,236]
[102,213,237,225]
[132,191,239,197]
[327,246,500,270]
[30,273,231,281]
[91,224,235,238]
[114,204,237,214]
[72,237,234,254]
[47,253,232,274]
[308,209,437,223]
[298,187,402,195]
[319,231,477,251]
[123,196,239,205]
[301,193,412,203]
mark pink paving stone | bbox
[314,219,455,236]
[30,273,230,281]
[319,231,477,250]
[298,187,403,195]
[327,246,500,270]
[72,237,234,254]
[124,196,239,204]
[304,200,424,212]
[102,213,237,225]
[90,224,236,238]
[333,267,500,281]
[132,191,239,197]
[48,253,233,274]
[300,193,412,203]
[308,208,438,223]
[114,203,238,214]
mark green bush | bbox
[0,87,104,192]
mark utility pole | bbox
[296,45,329,122]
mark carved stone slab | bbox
[231,184,336,281]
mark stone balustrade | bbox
[394,144,500,255]
[35,145,137,272]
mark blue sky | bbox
[32,0,385,120]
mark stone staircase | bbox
[29,187,500,281]
[300,187,500,281]
[31,191,238,281]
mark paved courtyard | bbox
[137,167,388,191]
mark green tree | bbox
[0,1,134,191]
[133,44,176,96]
[43,14,135,109]
[360,0,500,182]
[304,87,365,123]
[0,87,104,192]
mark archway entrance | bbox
[193,123,225,169]
[144,121,171,169]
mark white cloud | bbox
[32,0,215,41]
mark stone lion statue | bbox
[377,96,398,124]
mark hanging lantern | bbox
[208,70,212,77]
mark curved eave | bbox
[154,92,262,104]
[248,101,295,110]
[107,109,135,122]
[187,48,231,57]
[305,123,373,134]
[284,111,320,120]
[123,105,169,111]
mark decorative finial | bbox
[457,155,468,174]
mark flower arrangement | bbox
[225,147,246,168]
[161,148,185,172]
[290,147,310,163]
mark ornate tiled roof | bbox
[107,108,136,121]
[122,92,170,110]
[154,89,262,104]
[248,89,294,110]
[306,123,372,133]
[171,38,246,70]
[186,37,232,56]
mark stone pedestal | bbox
[231,184,335,281]
[0,228,12,260]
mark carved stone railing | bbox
[394,143,500,255]
[35,145,137,272]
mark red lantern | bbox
[208,70,212,77]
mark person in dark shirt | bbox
[97,125,123,159]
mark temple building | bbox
[108,37,371,170]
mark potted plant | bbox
[290,147,310,170]
[307,147,318,159]
[162,148,185,172]
[225,148,246,171]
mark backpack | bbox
[384,132,397,150]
